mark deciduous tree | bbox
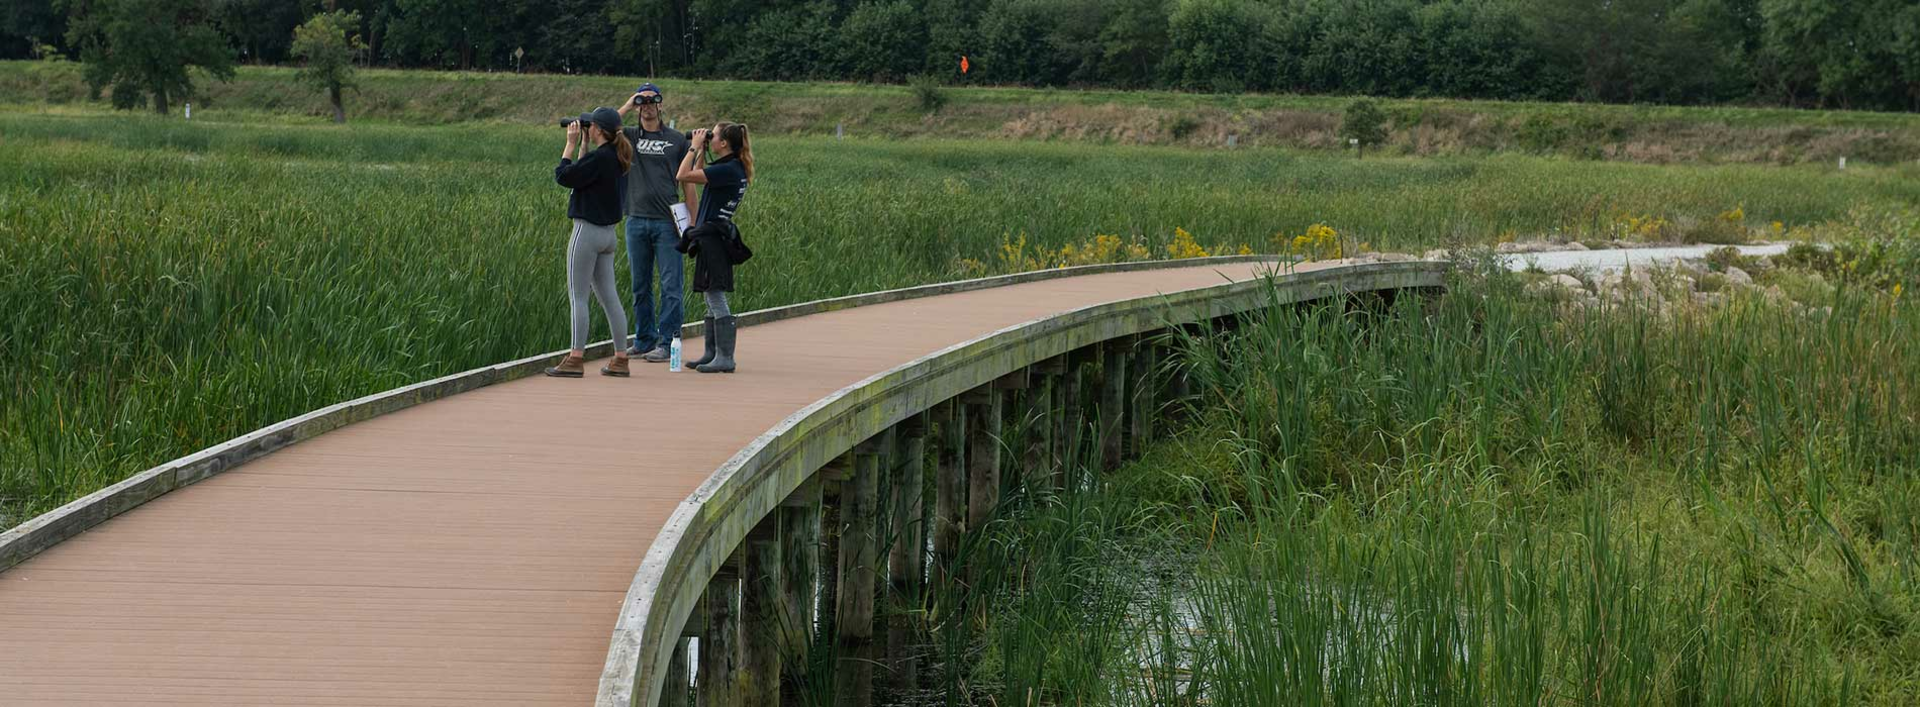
[292,9,362,123]
[63,0,236,114]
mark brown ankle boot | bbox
[544,353,585,378]
[600,355,631,377]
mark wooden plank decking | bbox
[0,260,1314,705]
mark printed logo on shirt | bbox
[634,139,673,156]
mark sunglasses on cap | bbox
[632,94,662,105]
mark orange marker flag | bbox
[960,55,970,74]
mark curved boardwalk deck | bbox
[1,260,1344,706]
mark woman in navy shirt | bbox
[676,122,753,373]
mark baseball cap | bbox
[635,82,663,99]
[585,106,621,134]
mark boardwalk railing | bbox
[595,260,1446,707]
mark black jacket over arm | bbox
[555,142,624,226]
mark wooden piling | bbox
[661,637,690,707]
[697,554,741,707]
[1034,356,1067,490]
[887,415,928,691]
[931,401,965,590]
[1059,350,1091,484]
[1128,337,1155,458]
[1100,340,1129,470]
[833,453,879,641]
[740,515,781,707]
[962,384,1003,531]
[777,478,820,699]
[834,441,884,707]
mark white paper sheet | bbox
[671,203,692,235]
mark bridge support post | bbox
[834,440,884,707]
[1127,337,1155,459]
[1032,356,1066,492]
[931,401,965,591]
[962,383,1003,531]
[1099,339,1129,470]
[698,553,741,707]
[741,515,781,707]
[662,637,691,707]
[777,478,820,700]
[1059,349,1093,484]
[887,415,928,691]
[992,369,1032,492]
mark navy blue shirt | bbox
[695,156,748,226]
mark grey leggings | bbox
[705,291,731,318]
[567,219,629,352]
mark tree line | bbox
[6,0,1919,112]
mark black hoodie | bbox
[555,141,625,226]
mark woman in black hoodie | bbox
[546,107,635,378]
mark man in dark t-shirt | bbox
[616,83,698,361]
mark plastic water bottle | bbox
[669,336,683,372]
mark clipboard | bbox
[671,203,692,235]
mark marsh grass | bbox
[901,263,1914,704]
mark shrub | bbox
[1164,114,1201,141]
[1681,207,1752,245]
[908,73,947,113]
[1340,98,1388,157]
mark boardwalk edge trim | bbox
[594,260,1448,707]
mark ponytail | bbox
[719,122,753,181]
[612,129,634,174]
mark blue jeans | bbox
[625,217,684,351]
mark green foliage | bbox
[906,72,945,113]
[721,2,838,81]
[11,0,1920,110]
[838,0,923,83]
[1,0,70,61]
[290,10,360,123]
[62,0,235,114]
[1340,97,1387,155]
[1162,0,1272,93]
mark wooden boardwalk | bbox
[0,260,1328,705]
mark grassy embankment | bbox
[5,59,1920,164]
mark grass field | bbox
[907,265,1916,705]
[3,103,1918,524]
[5,60,1920,164]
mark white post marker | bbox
[185,103,191,120]
[1226,134,1237,148]
[1839,156,1847,170]
[836,123,844,140]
